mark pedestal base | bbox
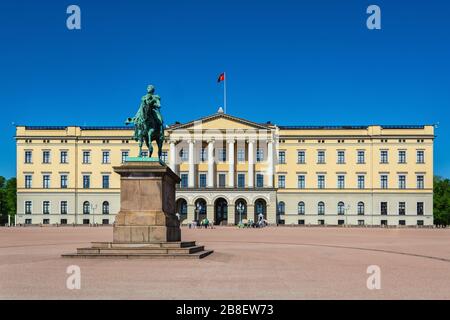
[62,241,213,259]
[113,225,181,243]
[62,160,213,259]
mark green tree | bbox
[5,178,16,220]
[0,176,6,224]
[433,176,450,226]
[0,177,16,225]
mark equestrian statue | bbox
[125,85,165,159]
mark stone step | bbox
[62,250,213,259]
[91,241,196,249]
[76,245,205,255]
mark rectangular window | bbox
[25,218,32,224]
[256,148,264,162]
[417,220,424,226]
[278,175,286,188]
[43,201,50,214]
[60,151,68,164]
[237,149,245,162]
[43,151,50,164]
[318,175,325,189]
[357,175,365,189]
[318,219,325,225]
[317,151,325,164]
[297,151,305,164]
[161,151,168,163]
[43,219,50,225]
[121,151,129,163]
[297,175,305,189]
[417,175,424,189]
[238,174,245,188]
[200,148,207,162]
[358,220,365,226]
[337,175,345,189]
[381,202,388,215]
[398,175,406,189]
[60,219,67,225]
[337,151,345,164]
[218,174,226,187]
[43,175,50,189]
[399,202,406,215]
[218,149,226,162]
[399,220,406,226]
[102,219,110,225]
[25,175,32,189]
[398,150,406,164]
[83,219,90,225]
[102,175,110,189]
[83,175,90,189]
[357,150,365,164]
[380,175,388,189]
[180,174,188,188]
[417,202,424,215]
[25,151,32,163]
[417,150,424,164]
[199,174,207,188]
[82,151,91,164]
[25,201,32,214]
[60,175,68,189]
[256,174,264,188]
[141,151,149,158]
[380,150,388,164]
[278,151,286,164]
[60,201,68,215]
[102,151,110,164]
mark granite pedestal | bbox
[63,159,213,259]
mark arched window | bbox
[338,201,345,215]
[180,199,187,215]
[358,202,365,215]
[298,201,305,215]
[102,201,109,215]
[277,201,285,215]
[318,201,325,215]
[83,201,90,214]
[194,199,207,215]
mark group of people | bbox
[177,212,268,228]
[188,218,214,229]
[238,213,268,228]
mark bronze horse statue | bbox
[126,85,165,159]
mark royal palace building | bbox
[15,111,435,226]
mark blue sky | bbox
[0,0,449,178]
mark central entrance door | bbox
[214,198,228,225]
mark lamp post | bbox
[236,202,245,226]
[195,202,202,227]
[345,204,350,226]
[91,204,97,226]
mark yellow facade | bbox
[15,112,435,226]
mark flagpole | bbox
[224,72,227,114]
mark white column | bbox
[169,140,176,172]
[267,138,274,187]
[188,140,195,188]
[248,139,255,188]
[228,139,235,187]
[207,140,215,187]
